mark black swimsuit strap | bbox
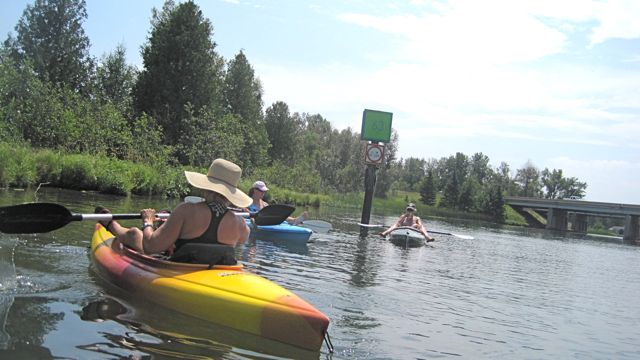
[174,202,229,251]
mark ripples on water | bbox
[0,189,639,359]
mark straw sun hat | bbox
[184,159,252,208]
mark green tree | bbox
[134,0,224,148]
[480,182,505,221]
[419,170,436,206]
[333,128,364,193]
[559,176,587,199]
[264,101,301,165]
[440,152,469,208]
[515,160,542,197]
[541,168,564,199]
[495,161,516,195]
[224,50,268,170]
[8,0,94,93]
[541,167,587,199]
[470,152,492,185]
[458,177,479,211]
[96,44,137,116]
[401,157,426,191]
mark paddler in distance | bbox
[379,203,435,242]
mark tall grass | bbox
[0,142,186,197]
[0,142,520,225]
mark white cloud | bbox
[589,0,640,45]
[339,1,567,66]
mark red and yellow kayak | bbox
[90,224,329,351]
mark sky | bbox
[2,0,640,204]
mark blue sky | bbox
[2,0,640,204]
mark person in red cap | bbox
[380,203,434,241]
[247,180,307,225]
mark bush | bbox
[34,149,63,184]
[95,158,133,195]
[0,144,37,187]
[59,154,98,190]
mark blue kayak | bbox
[246,219,312,243]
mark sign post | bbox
[359,109,392,235]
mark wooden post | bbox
[360,165,377,236]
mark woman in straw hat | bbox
[98,158,252,254]
[379,203,434,241]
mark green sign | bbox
[361,109,392,143]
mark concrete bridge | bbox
[504,196,640,244]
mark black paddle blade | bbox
[0,202,73,234]
[252,204,295,226]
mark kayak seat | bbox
[169,243,237,269]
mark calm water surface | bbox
[0,188,639,359]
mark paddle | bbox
[300,220,332,234]
[357,223,474,240]
[0,202,295,234]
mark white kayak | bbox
[388,226,429,247]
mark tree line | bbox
[0,0,587,221]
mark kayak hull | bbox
[246,219,313,243]
[90,224,328,351]
[388,226,426,247]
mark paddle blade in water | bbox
[0,202,73,233]
[301,220,332,233]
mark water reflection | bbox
[349,234,380,287]
[79,294,320,359]
[0,239,17,349]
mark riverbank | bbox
[0,143,525,226]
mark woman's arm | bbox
[140,205,186,254]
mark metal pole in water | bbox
[360,165,377,236]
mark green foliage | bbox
[34,148,63,184]
[134,0,224,147]
[0,142,190,197]
[9,0,94,93]
[419,170,436,205]
[127,113,170,166]
[95,158,133,195]
[541,167,587,199]
[515,160,542,197]
[59,154,98,190]
[224,51,268,170]
[264,101,300,165]
[0,143,36,187]
[503,205,527,226]
[95,44,137,115]
[251,161,322,194]
[479,183,506,221]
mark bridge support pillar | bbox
[546,208,567,231]
[573,213,588,233]
[623,215,639,244]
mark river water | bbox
[0,188,638,359]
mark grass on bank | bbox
[0,142,530,225]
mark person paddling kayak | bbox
[247,180,307,225]
[379,203,434,242]
[96,158,252,254]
